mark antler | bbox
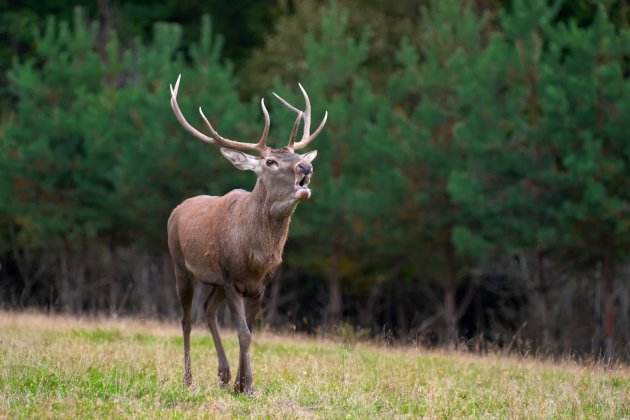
[170,74,269,154]
[273,83,328,151]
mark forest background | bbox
[0,0,628,360]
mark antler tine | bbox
[293,110,328,150]
[297,83,311,138]
[198,106,268,154]
[257,98,270,149]
[272,83,327,151]
[272,92,301,114]
[170,74,215,145]
[171,74,268,154]
[287,111,303,149]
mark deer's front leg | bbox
[245,289,264,332]
[224,284,254,394]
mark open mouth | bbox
[295,174,312,200]
[297,174,310,188]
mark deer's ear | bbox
[300,150,318,163]
[220,148,261,173]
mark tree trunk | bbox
[534,252,551,350]
[396,281,408,335]
[96,0,113,60]
[325,252,342,325]
[108,244,119,316]
[519,252,551,352]
[444,284,457,347]
[602,253,616,360]
[361,279,382,331]
[59,247,69,312]
[444,241,458,347]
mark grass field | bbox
[0,312,628,419]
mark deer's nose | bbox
[297,162,312,175]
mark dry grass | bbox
[0,311,628,419]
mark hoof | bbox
[218,368,231,388]
[183,374,193,388]
[234,381,255,395]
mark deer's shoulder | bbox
[223,188,249,200]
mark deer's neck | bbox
[233,179,296,273]
[245,179,296,242]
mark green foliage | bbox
[265,4,387,279]
[450,0,630,267]
[0,1,281,81]
[0,0,628,350]
[387,0,490,283]
[537,5,630,261]
[1,9,249,249]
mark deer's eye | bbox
[265,159,278,167]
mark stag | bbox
[167,75,327,393]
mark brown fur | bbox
[167,148,315,393]
[167,76,325,394]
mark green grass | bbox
[0,312,628,419]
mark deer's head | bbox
[170,75,327,202]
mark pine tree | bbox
[537,5,630,358]
[388,0,489,344]
[2,9,249,311]
[269,3,400,324]
[450,0,630,355]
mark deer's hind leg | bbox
[175,266,194,387]
[204,285,230,387]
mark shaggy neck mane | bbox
[244,178,295,243]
